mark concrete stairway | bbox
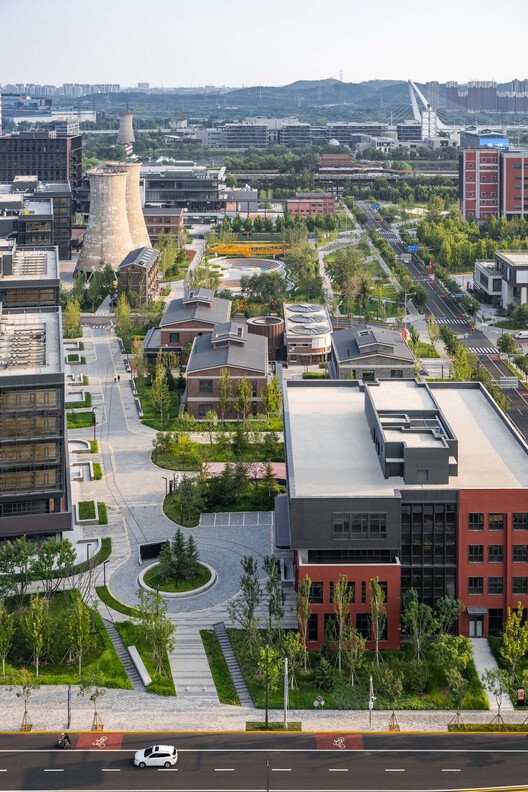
[103,619,146,693]
[168,626,218,702]
[213,622,254,708]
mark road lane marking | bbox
[158,767,178,771]
[385,768,405,772]
[44,768,64,772]
[101,768,121,772]
[215,768,235,772]
[272,768,292,771]
[442,769,461,772]
[329,768,349,772]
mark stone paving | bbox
[68,327,282,700]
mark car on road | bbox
[134,745,178,768]
[515,331,528,339]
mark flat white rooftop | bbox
[0,310,62,377]
[2,247,59,281]
[285,381,528,497]
[498,252,528,267]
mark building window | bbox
[488,576,504,595]
[309,582,324,604]
[332,514,350,540]
[469,513,484,531]
[198,404,213,419]
[468,577,484,595]
[390,369,403,379]
[488,608,504,637]
[513,545,528,563]
[307,614,318,642]
[330,581,355,604]
[356,613,370,639]
[488,545,504,563]
[199,380,213,394]
[351,513,369,539]
[169,332,180,344]
[468,545,484,563]
[361,581,367,604]
[514,513,528,531]
[368,513,387,540]
[489,513,504,531]
[513,577,528,595]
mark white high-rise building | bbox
[421,107,437,140]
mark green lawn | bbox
[2,592,131,689]
[96,586,140,618]
[78,500,96,520]
[67,411,94,429]
[200,630,239,705]
[98,502,108,525]
[228,630,488,711]
[144,562,211,593]
[66,392,92,410]
[93,463,103,480]
[163,484,284,528]
[115,621,175,696]
[416,341,440,358]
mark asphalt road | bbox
[2,731,528,791]
[358,202,473,332]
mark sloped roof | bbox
[187,324,267,374]
[332,324,414,364]
[118,247,159,271]
[160,290,231,327]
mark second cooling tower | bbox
[125,162,150,249]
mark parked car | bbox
[134,745,178,768]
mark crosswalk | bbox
[434,317,469,325]
[466,346,500,355]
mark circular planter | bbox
[138,562,217,599]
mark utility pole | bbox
[283,657,288,730]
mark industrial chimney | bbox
[124,162,150,249]
[75,163,133,278]
[117,112,135,144]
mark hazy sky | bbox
[1,0,526,87]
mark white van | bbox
[515,331,528,339]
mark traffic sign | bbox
[407,245,419,252]
[371,204,380,210]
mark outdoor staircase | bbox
[104,619,146,693]
[213,622,254,708]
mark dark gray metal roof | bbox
[118,247,159,271]
[274,494,291,549]
[160,291,231,327]
[187,324,267,374]
[332,324,415,364]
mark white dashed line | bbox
[442,768,461,772]
[44,769,64,772]
[329,768,349,772]
[272,768,292,772]
[215,768,235,772]
[101,768,120,772]
[385,768,405,772]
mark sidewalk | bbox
[0,684,524,733]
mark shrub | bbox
[404,659,429,694]
[93,463,103,480]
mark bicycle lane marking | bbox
[315,734,364,750]
[75,733,123,750]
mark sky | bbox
[1,0,526,88]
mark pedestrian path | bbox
[470,637,514,711]
[435,317,468,325]
[168,625,219,703]
[213,622,253,708]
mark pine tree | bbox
[184,535,200,581]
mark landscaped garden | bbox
[67,411,94,429]
[163,464,284,527]
[143,529,211,593]
[152,422,284,472]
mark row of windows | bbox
[468,544,528,563]
[332,513,387,541]
[468,512,528,531]
[307,612,387,642]
[0,442,60,465]
[0,468,60,493]
[0,389,59,409]
[309,580,388,605]
[0,417,60,438]
[468,576,528,595]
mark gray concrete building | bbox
[329,325,415,381]
[141,163,226,211]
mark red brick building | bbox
[185,322,268,419]
[143,288,231,362]
[459,142,528,221]
[143,207,185,244]
[117,247,160,305]
[279,379,528,650]
[285,192,336,219]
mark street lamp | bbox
[92,408,97,443]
